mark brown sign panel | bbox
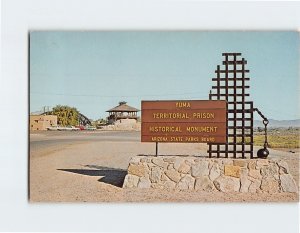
[141,100,227,143]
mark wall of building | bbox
[114,118,137,125]
[30,115,57,131]
[107,113,138,124]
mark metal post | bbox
[155,142,158,156]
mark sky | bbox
[30,31,299,121]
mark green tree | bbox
[49,105,80,126]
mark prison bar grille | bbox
[208,53,254,159]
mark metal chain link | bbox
[254,108,269,149]
[263,120,268,149]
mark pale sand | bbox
[29,132,299,202]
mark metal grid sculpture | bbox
[208,53,254,159]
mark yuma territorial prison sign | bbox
[141,100,227,143]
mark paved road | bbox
[30,131,140,152]
[30,130,296,158]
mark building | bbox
[30,115,57,131]
[106,101,139,124]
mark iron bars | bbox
[208,53,254,159]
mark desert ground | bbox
[29,131,299,202]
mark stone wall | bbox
[101,121,141,131]
[123,156,298,193]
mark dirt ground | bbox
[29,131,299,202]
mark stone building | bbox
[106,101,139,124]
[30,115,57,131]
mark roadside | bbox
[29,131,299,202]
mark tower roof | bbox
[106,102,139,112]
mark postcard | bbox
[29,31,299,202]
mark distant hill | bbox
[254,119,300,128]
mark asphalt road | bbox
[30,131,140,152]
[30,130,296,158]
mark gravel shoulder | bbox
[29,131,299,202]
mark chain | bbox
[253,108,269,149]
[263,120,268,149]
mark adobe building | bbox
[30,115,57,131]
[106,101,139,124]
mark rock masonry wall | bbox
[123,156,298,193]
[101,121,141,131]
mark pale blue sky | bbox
[30,31,299,120]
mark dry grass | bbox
[232,128,300,149]
[253,134,300,149]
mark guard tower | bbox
[106,101,140,124]
[208,53,254,159]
